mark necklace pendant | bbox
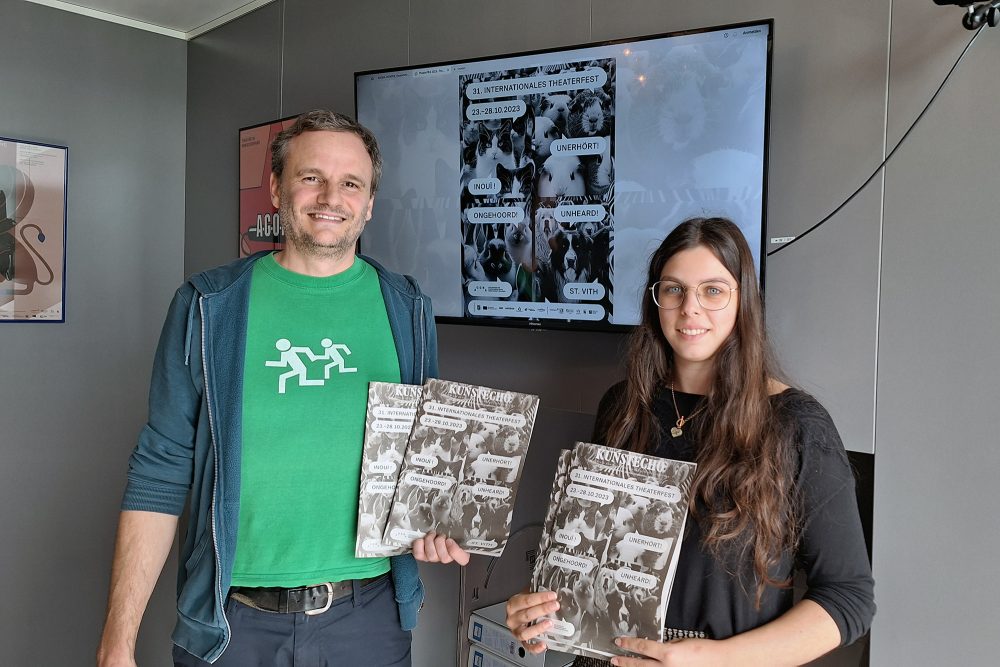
[671,426,683,438]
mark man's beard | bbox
[279,197,368,259]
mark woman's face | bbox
[657,245,739,371]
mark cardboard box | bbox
[469,602,574,667]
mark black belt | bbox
[230,573,389,615]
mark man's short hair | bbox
[271,109,383,195]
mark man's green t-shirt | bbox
[232,253,400,587]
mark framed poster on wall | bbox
[239,116,296,257]
[0,136,68,323]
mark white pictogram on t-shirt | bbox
[264,338,355,394]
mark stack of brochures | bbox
[356,379,539,558]
[530,442,697,660]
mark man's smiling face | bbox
[270,130,375,262]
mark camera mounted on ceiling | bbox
[934,0,1000,29]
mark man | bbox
[97,110,468,667]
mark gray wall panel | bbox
[438,325,627,414]
[185,3,283,276]
[874,4,1000,664]
[765,178,883,454]
[280,0,410,115]
[885,3,977,149]
[0,1,187,665]
[407,0,592,64]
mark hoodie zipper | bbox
[199,296,231,661]
[417,296,426,383]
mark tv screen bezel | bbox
[354,18,773,333]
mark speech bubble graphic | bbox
[569,469,682,502]
[362,538,396,552]
[466,206,525,225]
[551,136,607,157]
[554,204,605,223]
[465,68,607,100]
[466,539,498,550]
[563,282,606,301]
[546,618,576,637]
[368,461,397,475]
[478,454,519,469]
[547,551,596,574]
[623,532,669,553]
[366,480,396,495]
[419,414,466,431]
[468,280,513,297]
[614,568,658,589]
[465,99,527,121]
[389,528,426,543]
[554,529,582,547]
[472,484,510,499]
[566,483,614,505]
[410,453,439,468]
[372,419,413,433]
[373,406,417,420]
[468,177,501,195]
[425,402,526,427]
[404,473,456,490]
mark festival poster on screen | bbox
[239,118,295,257]
[356,23,771,328]
[458,59,616,325]
[0,136,67,322]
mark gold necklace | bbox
[669,382,707,438]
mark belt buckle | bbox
[304,582,334,616]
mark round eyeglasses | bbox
[649,280,738,311]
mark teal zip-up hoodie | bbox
[121,252,438,663]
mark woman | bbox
[504,218,874,666]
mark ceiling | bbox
[24,0,276,40]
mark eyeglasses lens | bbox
[653,281,732,310]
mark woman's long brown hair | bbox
[604,217,799,606]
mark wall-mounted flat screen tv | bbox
[356,19,771,331]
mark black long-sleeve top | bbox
[590,382,875,647]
